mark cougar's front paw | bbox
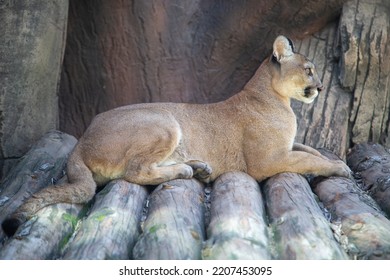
[186,160,212,181]
[332,160,353,179]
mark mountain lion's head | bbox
[271,35,323,104]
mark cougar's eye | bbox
[305,68,313,76]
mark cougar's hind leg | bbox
[124,162,194,186]
[186,160,212,182]
[2,147,96,237]
[124,160,213,185]
[124,158,214,185]
[122,122,199,185]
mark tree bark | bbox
[132,179,205,260]
[0,131,77,243]
[292,22,352,160]
[0,0,69,178]
[338,0,390,146]
[263,173,348,259]
[62,180,148,260]
[202,172,270,260]
[347,143,390,217]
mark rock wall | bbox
[0,0,69,178]
[59,0,347,138]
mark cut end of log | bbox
[1,217,22,237]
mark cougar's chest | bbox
[264,104,297,149]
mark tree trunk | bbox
[263,173,348,259]
[338,0,390,146]
[132,179,205,260]
[202,172,270,260]
[347,143,390,217]
[0,131,77,243]
[62,180,148,260]
[292,22,352,160]
[0,0,69,179]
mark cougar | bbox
[2,35,350,236]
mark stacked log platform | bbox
[2,132,390,260]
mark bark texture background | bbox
[339,0,390,146]
[292,22,352,159]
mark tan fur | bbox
[2,36,350,236]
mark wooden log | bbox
[132,179,205,260]
[62,180,148,260]
[0,130,77,242]
[202,172,270,260]
[312,175,390,259]
[263,172,348,259]
[347,143,390,217]
[0,202,81,260]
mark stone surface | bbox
[0,0,69,178]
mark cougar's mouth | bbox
[304,85,323,98]
[300,86,319,104]
[304,87,315,98]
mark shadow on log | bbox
[132,179,205,260]
[0,130,77,243]
[0,202,81,260]
[347,143,390,217]
[202,172,270,260]
[263,173,348,259]
[63,180,148,260]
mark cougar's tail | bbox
[2,146,96,237]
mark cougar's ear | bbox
[272,35,294,62]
